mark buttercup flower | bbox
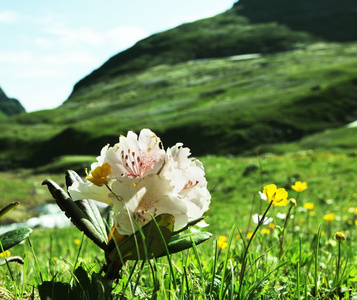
[291,181,307,192]
[261,228,271,235]
[260,184,288,206]
[0,250,10,258]
[69,129,211,235]
[323,213,335,222]
[217,236,228,249]
[304,202,315,210]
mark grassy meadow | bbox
[1,1,357,297]
[1,149,357,299]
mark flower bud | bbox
[335,232,345,242]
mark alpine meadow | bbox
[1,0,357,299]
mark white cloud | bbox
[0,10,18,23]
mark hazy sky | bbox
[0,1,237,112]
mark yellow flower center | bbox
[87,163,111,186]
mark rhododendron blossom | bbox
[69,128,211,234]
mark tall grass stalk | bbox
[219,226,235,299]
[314,224,322,298]
[238,201,273,298]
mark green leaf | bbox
[38,281,71,300]
[66,170,108,243]
[0,202,20,219]
[91,272,113,300]
[38,267,112,300]
[165,231,212,255]
[42,179,107,250]
[0,227,32,251]
[172,216,207,235]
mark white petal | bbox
[111,174,189,234]
[259,191,267,201]
[68,181,113,206]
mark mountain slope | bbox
[69,0,357,98]
[235,0,357,42]
[1,1,357,170]
[0,87,26,119]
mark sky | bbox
[0,0,237,112]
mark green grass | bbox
[1,151,357,298]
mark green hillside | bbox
[0,87,26,119]
[1,0,357,170]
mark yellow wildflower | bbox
[86,163,111,186]
[217,235,228,249]
[0,250,10,258]
[335,232,345,242]
[269,223,275,229]
[304,202,315,210]
[74,239,81,245]
[262,184,289,206]
[291,181,307,192]
[324,213,335,222]
[355,220,357,226]
[261,228,271,235]
[246,232,254,239]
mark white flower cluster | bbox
[69,129,211,235]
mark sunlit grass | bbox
[1,151,357,298]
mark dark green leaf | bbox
[38,281,71,300]
[172,216,207,235]
[0,227,32,251]
[42,179,107,250]
[166,231,212,255]
[91,272,113,300]
[66,170,108,242]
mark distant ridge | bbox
[235,0,357,42]
[68,0,357,99]
[0,87,26,117]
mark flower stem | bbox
[279,205,293,259]
[238,201,273,298]
[336,240,341,291]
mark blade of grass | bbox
[190,234,206,299]
[209,241,219,296]
[218,225,235,300]
[26,237,43,284]
[314,224,322,298]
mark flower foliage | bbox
[69,129,211,235]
